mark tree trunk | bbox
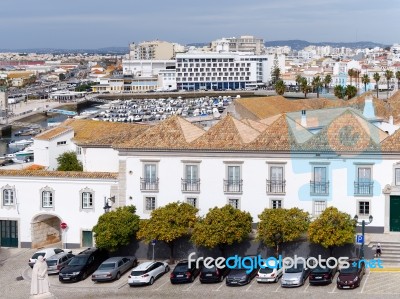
[329,246,334,257]
[304,92,307,99]
[317,88,320,98]
[377,87,379,99]
[168,242,174,265]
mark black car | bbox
[59,248,108,282]
[309,260,338,285]
[170,259,202,284]
[199,260,230,283]
[225,257,258,286]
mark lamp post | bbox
[354,214,373,258]
[103,196,115,213]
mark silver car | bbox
[91,256,138,282]
[46,252,75,274]
[281,262,311,287]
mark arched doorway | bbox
[31,214,62,248]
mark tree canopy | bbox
[191,205,253,256]
[56,151,83,171]
[137,202,198,263]
[324,75,332,93]
[92,205,140,252]
[345,85,358,99]
[361,74,370,92]
[311,76,323,98]
[274,79,286,96]
[258,208,310,256]
[299,77,310,98]
[308,207,356,256]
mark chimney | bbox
[363,95,376,119]
[389,115,393,125]
[301,110,307,127]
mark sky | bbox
[0,0,398,49]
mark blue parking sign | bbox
[356,235,364,244]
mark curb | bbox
[369,267,400,272]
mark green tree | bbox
[345,85,358,99]
[56,151,83,171]
[191,205,253,257]
[311,76,323,98]
[295,74,302,90]
[348,68,355,86]
[373,72,381,99]
[308,207,356,256]
[270,54,280,85]
[258,208,310,257]
[92,205,140,252]
[137,202,198,263]
[334,85,345,99]
[396,71,400,90]
[361,74,370,92]
[59,73,66,81]
[324,74,332,93]
[274,79,286,96]
[300,77,310,98]
[384,70,394,99]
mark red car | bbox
[337,258,365,289]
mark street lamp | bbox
[354,214,373,259]
[103,196,115,213]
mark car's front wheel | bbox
[165,266,170,273]
[149,277,154,285]
[116,272,121,280]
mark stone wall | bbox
[31,217,61,248]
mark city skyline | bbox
[0,0,398,49]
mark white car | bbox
[257,263,283,283]
[128,261,169,286]
[28,248,67,268]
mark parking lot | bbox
[2,248,400,299]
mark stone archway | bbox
[31,214,62,248]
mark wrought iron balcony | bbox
[224,179,243,193]
[310,181,329,196]
[181,179,200,192]
[266,180,286,194]
[354,181,374,196]
[140,178,159,191]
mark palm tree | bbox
[348,69,355,86]
[311,76,322,98]
[300,77,310,98]
[324,74,332,93]
[373,72,381,99]
[345,85,357,100]
[384,70,394,98]
[396,71,400,90]
[361,74,370,92]
[295,74,302,91]
[334,85,345,99]
[275,79,286,95]
[354,69,361,89]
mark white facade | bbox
[122,60,175,77]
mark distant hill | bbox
[265,40,388,51]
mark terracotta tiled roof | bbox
[190,114,259,150]
[35,119,149,146]
[241,119,268,132]
[0,170,118,179]
[300,110,382,152]
[381,124,400,151]
[116,116,205,149]
[246,115,300,151]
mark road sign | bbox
[60,222,68,230]
[151,239,156,246]
[356,234,364,244]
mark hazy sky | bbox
[1,0,398,49]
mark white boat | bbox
[13,146,34,163]
[8,139,34,148]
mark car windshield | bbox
[229,269,246,275]
[46,260,57,266]
[131,270,146,276]
[340,265,358,274]
[202,265,216,273]
[285,263,304,273]
[312,263,330,273]
[31,253,46,260]
[98,263,115,270]
[259,267,274,274]
[174,264,189,272]
[68,256,88,266]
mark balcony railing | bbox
[354,181,374,196]
[224,179,243,193]
[181,179,200,192]
[310,181,329,196]
[266,180,286,194]
[140,178,159,191]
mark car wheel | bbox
[219,275,224,282]
[190,275,194,283]
[149,277,154,285]
[82,272,87,280]
[165,266,170,273]
[116,272,121,280]
[274,276,278,283]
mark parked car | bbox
[199,260,230,283]
[256,262,283,283]
[92,256,138,282]
[29,248,66,268]
[281,261,311,287]
[46,252,75,274]
[0,159,14,166]
[128,261,169,286]
[309,260,338,285]
[59,248,108,282]
[170,259,202,284]
[225,257,258,286]
[337,258,365,289]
